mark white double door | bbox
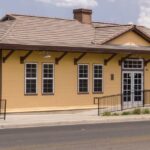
[122,71,143,108]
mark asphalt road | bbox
[0,121,150,150]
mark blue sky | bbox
[0,0,150,27]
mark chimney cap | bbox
[73,8,92,24]
[73,8,92,14]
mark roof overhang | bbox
[0,43,150,54]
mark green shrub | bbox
[112,113,119,116]
[132,108,141,115]
[121,111,131,115]
[142,108,150,114]
[103,112,111,116]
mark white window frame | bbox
[42,63,54,95]
[122,59,144,70]
[78,64,89,93]
[25,63,38,95]
[93,64,103,93]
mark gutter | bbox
[0,43,150,54]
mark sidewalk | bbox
[1,109,150,129]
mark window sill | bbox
[93,92,103,94]
[42,93,54,96]
[78,92,89,95]
[24,94,38,96]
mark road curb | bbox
[1,116,150,130]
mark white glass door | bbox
[133,72,143,106]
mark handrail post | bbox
[98,98,100,116]
[93,97,96,105]
[121,93,123,111]
[0,99,1,115]
[143,90,145,107]
[4,100,6,120]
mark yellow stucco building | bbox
[0,9,150,113]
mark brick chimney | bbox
[73,9,92,24]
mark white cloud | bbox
[35,0,98,8]
[138,0,150,28]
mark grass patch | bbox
[142,108,150,114]
[103,112,111,116]
[121,111,131,115]
[102,108,150,117]
[111,113,120,116]
[132,108,141,115]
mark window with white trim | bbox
[25,63,37,94]
[93,64,103,93]
[78,64,89,93]
[122,59,143,70]
[42,63,54,94]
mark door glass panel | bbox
[134,73,143,102]
[123,73,131,102]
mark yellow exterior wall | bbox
[2,51,124,112]
[2,31,150,112]
[108,31,150,46]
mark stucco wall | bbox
[108,31,150,46]
[2,31,150,112]
[2,51,124,112]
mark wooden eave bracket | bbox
[119,54,132,65]
[55,52,68,64]
[74,53,87,65]
[3,50,15,63]
[104,53,117,65]
[20,51,33,64]
[144,59,150,66]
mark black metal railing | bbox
[94,90,150,116]
[0,99,7,120]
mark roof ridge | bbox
[95,24,132,28]
[93,21,121,25]
[9,13,75,22]
[7,14,148,28]
[93,21,143,28]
